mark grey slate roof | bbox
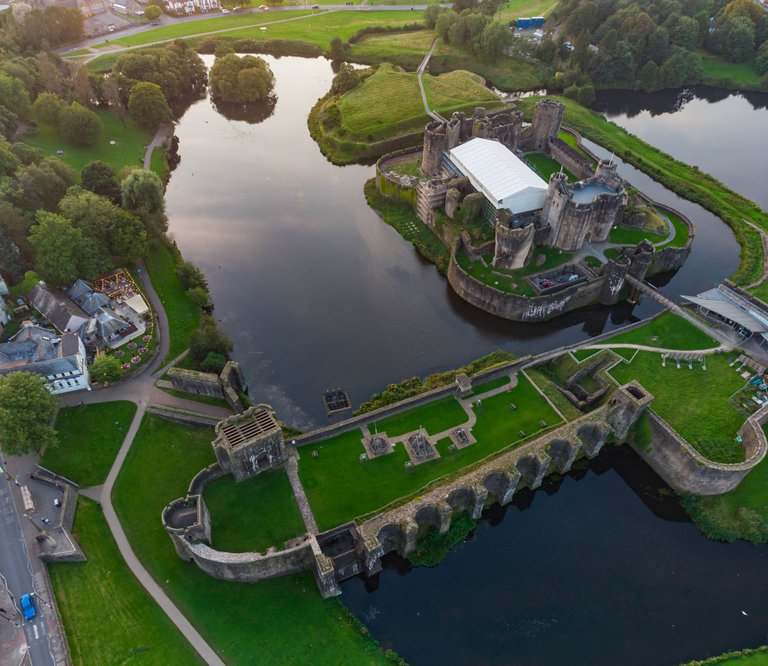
[29,283,89,333]
[0,325,82,378]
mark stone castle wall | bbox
[630,407,768,495]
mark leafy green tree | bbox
[10,142,43,166]
[70,62,95,108]
[672,16,702,51]
[201,352,227,374]
[28,211,84,284]
[0,105,17,141]
[188,317,233,362]
[121,169,165,214]
[637,60,662,92]
[32,92,65,127]
[0,139,20,178]
[719,15,756,62]
[329,37,346,61]
[755,42,768,75]
[330,63,360,95]
[59,102,102,147]
[0,372,58,456]
[127,81,171,129]
[477,21,511,62]
[186,286,211,310]
[0,72,31,119]
[89,355,124,384]
[210,54,275,103]
[13,157,75,212]
[144,4,162,20]
[424,5,443,30]
[81,160,121,204]
[176,260,208,290]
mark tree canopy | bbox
[128,81,172,129]
[121,169,165,214]
[59,102,103,147]
[0,372,58,456]
[210,54,275,103]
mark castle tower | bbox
[541,171,568,243]
[594,159,623,190]
[598,253,631,305]
[530,99,565,153]
[493,222,536,270]
[421,120,448,176]
[606,382,654,441]
[212,405,286,482]
[627,240,655,282]
[471,107,491,139]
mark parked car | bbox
[311,3,319,7]
[258,4,269,9]
[20,594,36,621]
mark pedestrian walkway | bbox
[285,457,319,535]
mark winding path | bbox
[417,39,443,122]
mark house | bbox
[69,279,111,315]
[0,323,90,394]
[29,283,89,334]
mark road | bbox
[0,478,55,666]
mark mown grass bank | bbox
[113,414,398,665]
[516,96,767,287]
[49,498,204,666]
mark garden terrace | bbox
[298,373,561,530]
[609,351,749,464]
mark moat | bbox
[164,56,766,663]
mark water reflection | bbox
[211,96,277,124]
[342,447,768,665]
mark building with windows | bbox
[0,323,90,394]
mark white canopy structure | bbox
[447,138,548,214]
[124,294,149,317]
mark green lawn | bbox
[524,367,582,421]
[300,373,560,529]
[204,470,306,552]
[517,96,767,286]
[112,414,392,664]
[143,242,201,365]
[610,351,747,463]
[456,246,574,296]
[467,375,511,397]
[524,152,574,181]
[609,225,666,246]
[695,50,763,89]
[596,313,719,351]
[557,129,596,167]
[49,498,204,666]
[41,402,137,487]
[496,0,559,21]
[372,395,469,437]
[571,347,635,363]
[157,387,232,411]
[658,206,690,248]
[23,110,151,178]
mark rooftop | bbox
[216,406,280,449]
[0,324,81,376]
[682,285,768,336]
[448,138,548,211]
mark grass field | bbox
[571,347,635,363]
[609,352,747,463]
[49,498,204,666]
[517,96,767,286]
[157,387,232,410]
[204,470,306,552]
[372,395,469,437]
[496,0,559,21]
[695,51,763,89]
[596,313,719,350]
[456,246,574,296]
[41,402,137,487]
[300,373,560,529]
[112,414,393,664]
[336,64,500,141]
[23,110,151,178]
[557,129,596,166]
[144,242,201,365]
[609,225,666,246]
[524,152,574,181]
[467,375,511,397]
[683,423,768,544]
[658,206,690,248]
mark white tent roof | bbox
[682,286,768,333]
[448,138,548,211]
[124,294,149,316]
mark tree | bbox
[102,76,127,127]
[32,92,65,128]
[756,43,768,75]
[28,211,84,284]
[424,5,443,30]
[330,63,360,95]
[121,169,165,214]
[186,286,211,310]
[89,354,124,384]
[477,21,511,62]
[0,72,31,119]
[0,372,58,456]
[637,60,662,92]
[0,140,20,178]
[0,105,17,141]
[210,54,275,103]
[188,317,233,362]
[177,260,208,290]
[200,352,227,374]
[13,157,75,212]
[329,36,346,61]
[127,81,171,129]
[81,160,121,204]
[144,4,162,20]
[59,102,102,147]
[719,15,756,62]
[36,52,70,98]
[70,62,95,108]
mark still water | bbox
[164,57,766,664]
[593,87,768,212]
[165,57,739,428]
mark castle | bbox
[376,99,693,322]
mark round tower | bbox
[421,120,448,176]
[531,99,565,153]
[598,253,631,305]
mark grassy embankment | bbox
[40,402,137,487]
[695,50,764,91]
[682,644,768,665]
[112,414,396,665]
[22,110,162,178]
[590,312,720,351]
[609,352,747,464]
[310,62,502,164]
[517,96,768,288]
[48,498,205,666]
[143,242,201,366]
[300,374,560,530]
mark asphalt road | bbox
[0,477,55,666]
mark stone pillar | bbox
[493,222,535,269]
[499,469,521,505]
[470,485,489,519]
[402,518,420,556]
[445,188,461,220]
[421,120,448,176]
